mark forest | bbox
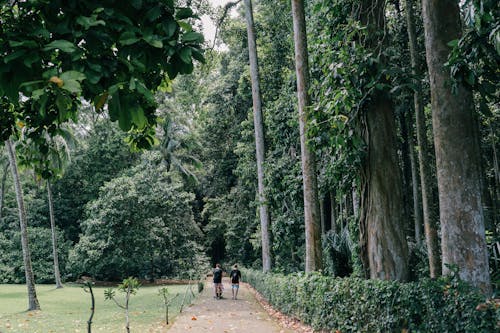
[0,0,499,331]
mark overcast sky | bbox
[201,0,235,44]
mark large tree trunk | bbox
[358,0,409,281]
[359,95,409,281]
[244,0,272,272]
[421,0,490,293]
[5,140,41,310]
[407,117,422,244]
[0,162,9,222]
[404,0,441,277]
[47,181,63,288]
[291,0,322,272]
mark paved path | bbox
[167,278,292,333]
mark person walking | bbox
[213,263,223,299]
[229,264,242,300]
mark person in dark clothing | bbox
[229,264,242,300]
[213,263,223,299]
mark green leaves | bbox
[182,31,204,43]
[43,40,77,53]
[59,71,86,94]
[119,31,140,45]
[1,0,206,152]
[175,8,193,20]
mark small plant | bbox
[197,281,204,293]
[104,277,140,333]
[158,287,179,325]
[82,281,95,333]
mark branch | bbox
[210,0,242,50]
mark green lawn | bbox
[0,283,199,333]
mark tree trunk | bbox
[291,0,322,272]
[358,0,409,281]
[47,181,63,288]
[421,0,490,293]
[5,139,41,310]
[407,115,422,243]
[404,0,441,277]
[0,162,9,222]
[359,95,409,281]
[399,108,414,233]
[244,0,272,272]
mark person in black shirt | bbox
[213,263,223,299]
[229,264,242,300]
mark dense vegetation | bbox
[0,0,498,329]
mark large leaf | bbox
[162,20,178,38]
[43,40,77,53]
[181,31,204,43]
[60,71,86,82]
[76,15,105,29]
[119,31,140,45]
[176,8,193,20]
[178,47,192,64]
[9,40,38,48]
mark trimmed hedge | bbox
[244,269,499,332]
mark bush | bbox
[244,269,499,332]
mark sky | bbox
[200,0,235,44]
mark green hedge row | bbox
[243,269,499,332]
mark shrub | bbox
[244,269,499,332]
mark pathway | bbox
[167,277,292,333]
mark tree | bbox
[0,0,205,161]
[244,0,272,272]
[421,0,490,293]
[357,0,409,281]
[403,0,441,277]
[291,0,322,272]
[5,139,40,310]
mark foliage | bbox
[447,0,499,105]
[0,226,70,283]
[322,228,353,277]
[244,269,500,332]
[0,0,205,175]
[68,151,207,280]
[51,121,137,242]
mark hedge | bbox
[243,269,499,332]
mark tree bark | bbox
[407,116,422,243]
[358,0,409,281]
[421,0,490,293]
[244,0,272,272]
[47,181,63,288]
[291,0,322,272]
[0,162,9,222]
[359,95,409,281]
[404,0,441,277]
[5,139,41,310]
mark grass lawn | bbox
[0,283,200,333]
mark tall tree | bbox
[243,0,272,272]
[0,161,9,222]
[5,139,40,310]
[47,180,63,288]
[404,0,441,277]
[421,0,490,293]
[291,0,322,271]
[358,0,409,281]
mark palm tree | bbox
[158,115,202,185]
[291,0,323,272]
[244,0,272,272]
[17,128,75,289]
[5,139,40,310]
